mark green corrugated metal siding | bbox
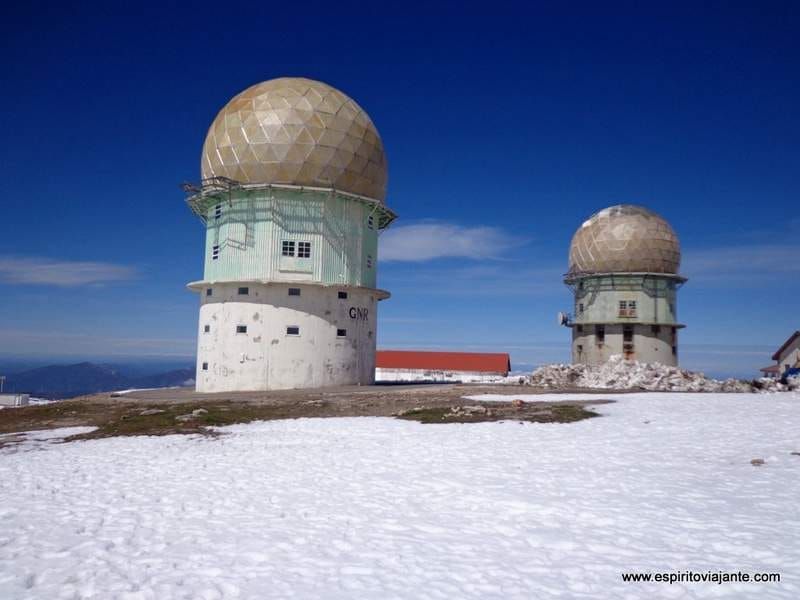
[202,188,378,287]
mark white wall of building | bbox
[777,337,800,374]
[195,283,381,392]
[0,394,30,407]
[375,368,508,384]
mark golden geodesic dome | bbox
[568,205,681,275]
[201,77,387,202]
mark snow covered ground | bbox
[1,393,799,599]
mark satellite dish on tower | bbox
[557,312,571,326]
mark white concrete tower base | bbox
[192,282,384,392]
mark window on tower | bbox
[367,215,374,230]
[202,362,208,371]
[236,325,247,334]
[337,328,347,337]
[212,245,220,260]
[595,325,605,344]
[203,325,210,333]
[286,326,300,336]
[238,287,249,295]
[338,291,348,299]
[367,255,373,268]
[288,288,301,296]
[298,241,311,258]
[214,204,222,220]
[619,300,637,317]
[282,241,295,257]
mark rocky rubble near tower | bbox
[527,354,799,393]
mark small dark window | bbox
[337,328,347,337]
[338,291,348,299]
[286,326,300,336]
[206,288,212,296]
[366,255,373,268]
[238,287,249,295]
[578,303,584,313]
[202,362,208,371]
[672,346,677,356]
[577,344,583,353]
[214,204,222,220]
[203,325,210,333]
[623,326,634,343]
[577,325,583,333]
[367,215,374,230]
[595,325,605,343]
[297,241,311,258]
[288,288,301,296]
[282,240,295,257]
[619,300,637,317]
[651,325,661,334]
[212,245,220,260]
[236,325,247,334]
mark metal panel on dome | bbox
[567,205,681,275]
[201,78,387,202]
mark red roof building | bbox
[759,364,780,379]
[375,350,511,383]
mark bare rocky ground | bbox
[0,384,615,442]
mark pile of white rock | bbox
[527,355,799,393]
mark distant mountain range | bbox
[2,362,195,399]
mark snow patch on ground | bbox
[1,394,800,599]
[109,386,181,397]
[0,427,97,453]
[528,355,798,392]
[26,397,57,405]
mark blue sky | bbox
[1,2,798,377]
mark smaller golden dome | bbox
[568,205,681,275]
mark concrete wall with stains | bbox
[194,282,380,392]
[571,324,678,366]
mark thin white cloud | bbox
[682,244,800,286]
[380,223,528,262]
[384,263,565,297]
[0,257,137,286]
